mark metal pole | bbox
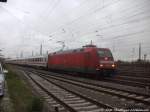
[32,51,34,56]
[20,51,23,58]
[90,40,93,45]
[40,44,42,55]
[132,48,135,61]
[139,43,141,61]
[144,54,147,61]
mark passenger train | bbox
[8,44,116,76]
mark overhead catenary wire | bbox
[45,0,121,36]
[0,6,53,57]
[0,5,55,44]
[46,0,149,42]
[46,0,149,37]
[15,0,147,42]
[70,0,149,29]
[67,1,150,34]
[74,9,150,35]
[36,0,88,30]
[75,16,150,40]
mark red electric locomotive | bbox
[47,44,116,76]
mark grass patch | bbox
[5,65,43,112]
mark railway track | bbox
[117,66,150,78]
[117,71,150,79]
[32,71,150,106]
[22,70,115,112]
[112,75,150,83]
[109,70,150,88]
[22,71,69,112]
[117,68,150,72]
[9,65,149,111]
[18,67,150,110]
[104,77,150,88]
[27,67,150,94]
[36,70,150,96]
[110,66,150,87]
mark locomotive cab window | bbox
[98,50,112,57]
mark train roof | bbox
[50,48,84,55]
[49,44,110,55]
[7,55,47,61]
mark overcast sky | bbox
[0,0,150,61]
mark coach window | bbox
[73,50,77,52]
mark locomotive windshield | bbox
[98,50,112,57]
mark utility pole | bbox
[132,48,135,61]
[90,40,93,45]
[139,43,141,61]
[144,54,147,61]
[32,51,34,56]
[40,44,42,55]
[20,51,23,58]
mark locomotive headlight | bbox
[112,64,115,67]
[100,64,103,67]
